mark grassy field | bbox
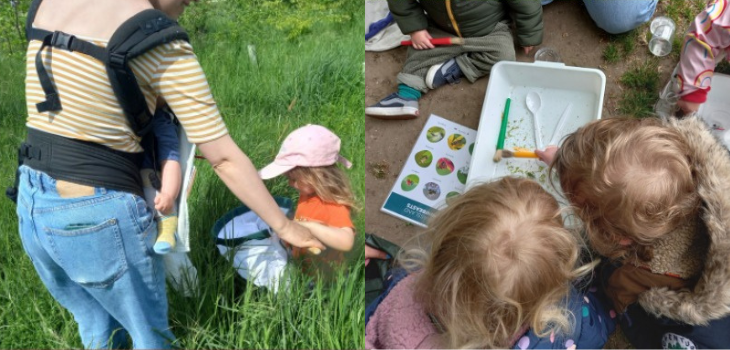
[0,1,364,348]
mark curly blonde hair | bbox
[287,165,357,210]
[551,117,699,261]
[400,177,593,349]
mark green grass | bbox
[618,61,661,118]
[602,30,639,63]
[665,0,706,60]
[603,43,619,63]
[0,1,364,349]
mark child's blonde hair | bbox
[552,117,699,261]
[401,177,592,349]
[287,165,357,210]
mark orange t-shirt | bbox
[294,195,354,229]
[293,195,354,278]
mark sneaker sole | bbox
[365,106,419,120]
[425,64,441,90]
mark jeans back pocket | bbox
[44,218,128,288]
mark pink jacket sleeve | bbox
[364,274,440,349]
[677,0,730,103]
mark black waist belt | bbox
[20,128,144,197]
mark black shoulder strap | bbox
[25,2,188,138]
[105,9,189,137]
[25,0,42,41]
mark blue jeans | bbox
[542,0,658,34]
[16,165,174,349]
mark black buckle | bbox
[19,143,40,161]
[109,53,126,69]
[20,144,32,160]
[50,31,74,51]
[5,186,17,203]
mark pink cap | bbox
[259,124,352,179]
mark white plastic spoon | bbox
[526,91,543,150]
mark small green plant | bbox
[603,43,619,63]
[602,30,639,63]
[620,31,636,55]
[618,61,661,118]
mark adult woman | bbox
[17,0,324,348]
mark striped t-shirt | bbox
[25,36,228,152]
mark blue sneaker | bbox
[365,93,419,119]
[425,58,463,89]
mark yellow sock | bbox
[154,215,178,254]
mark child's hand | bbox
[535,145,559,165]
[410,30,434,50]
[523,46,534,54]
[677,99,701,116]
[365,245,388,267]
[154,192,176,215]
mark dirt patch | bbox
[369,161,390,179]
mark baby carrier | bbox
[10,0,199,294]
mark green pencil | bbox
[493,97,511,162]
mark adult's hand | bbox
[535,145,559,165]
[410,30,434,50]
[275,220,325,250]
[677,99,701,116]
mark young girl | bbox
[365,177,615,349]
[539,116,730,348]
[259,124,356,276]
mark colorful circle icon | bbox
[401,174,419,191]
[435,157,455,176]
[427,127,445,143]
[415,150,433,168]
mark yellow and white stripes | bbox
[25,37,227,152]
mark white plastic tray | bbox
[466,61,606,198]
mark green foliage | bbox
[0,0,28,57]
[181,0,360,42]
[260,0,350,40]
